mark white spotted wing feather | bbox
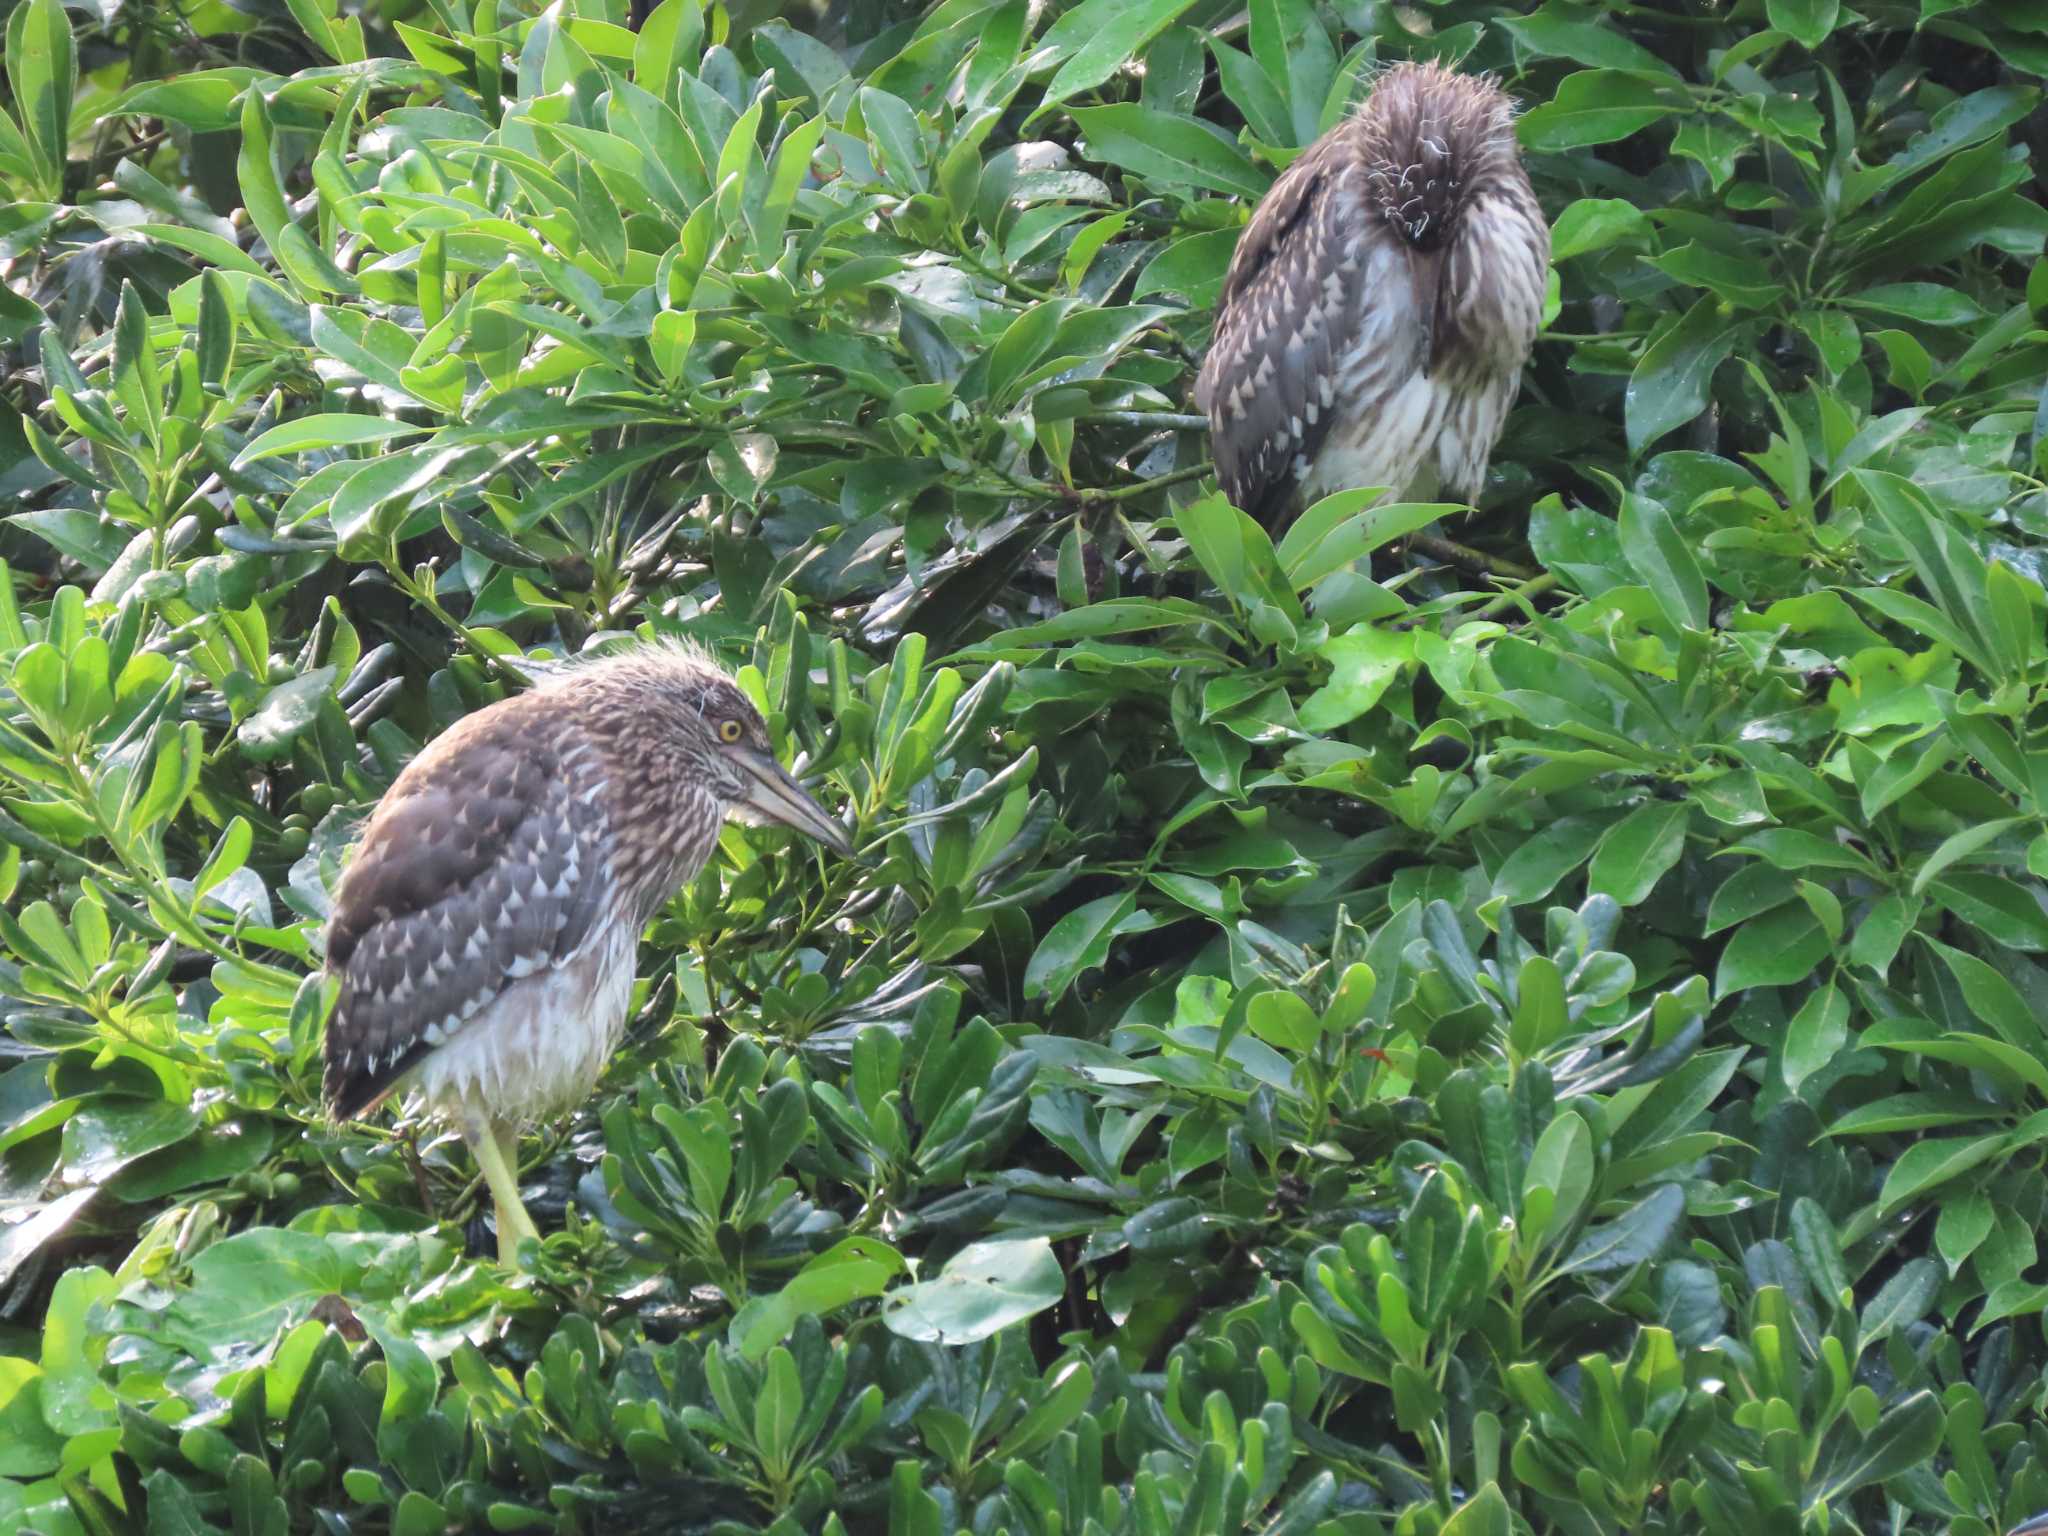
[322,699,624,1122]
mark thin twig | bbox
[1075,411,1209,431]
[1470,571,1561,622]
[1407,533,1536,581]
[955,249,1055,304]
[1089,461,1214,502]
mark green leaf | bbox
[1556,1185,1684,1276]
[141,1472,218,1534]
[1250,0,1337,144]
[858,86,927,195]
[1936,1193,1994,1276]
[238,668,336,762]
[1492,813,1618,906]
[1783,983,1849,1091]
[107,68,257,129]
[1871,329,1933,398]
[1323,962,1377,1033]
[1767,0,1839,49]
[1912,817,2026,894]
[39,1264,117,1434]
[1855,470,2003,676]
[753,1346,802,1469]
[0,1359,65,1475]
[1870,1034,2048,1100]
[1131,227,1238,308]
[1626,297,1747,456]
[1497,9,1679,76]
[1645,242,1787,309]
[1519,71,1681,151]
[1069,104,1267,197]
[1300,627,1411,731]
[232,415,430,467]
[1509,955,1569,1058]
[1023,893,1137,1004]
[984,299,1074,410]
[156,1228,502,1359]
[1789,1196,1850,1306]
[1439,1483,1511,1536]
[1176,493,1302,637]
[1716,907,1831,998]
[1840,283,1983,324]
[1859,1258,1939,1343]
[1815,1390,1944,1502]
[1522,1110,1592,1243]
[978,597,1231,645]
[109,1117,275,1202]
[1878,1135,2007,1214]
[5,0,77,198]
[1034,0,1201,114]
[1280,498,1450,589]
[238,89,356,298]
[729,1238,907,1362]
[881,1237,1064,1344]
[1549,197,1653,261]
[112,281,163,453]
[1616,493,1710,630]
[1691,767,1769,827]
[1926,939,2044,1053]
[1586,801,1689,906]
[1246,989,1321,1053]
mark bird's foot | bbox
[399,1130,438,1221]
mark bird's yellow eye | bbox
[718,718,743,744]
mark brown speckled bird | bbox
[321,640,852,1266]
[1196,62,1550,525]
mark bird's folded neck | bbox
[1369,132,1464,250]
[1356,71,1516,251]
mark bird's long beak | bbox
[730,748,853,856]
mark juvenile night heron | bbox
[1196,61,1550,525]
[321,641,852,1265]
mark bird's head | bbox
[691,676,854,857]
[554,640,853,858]
[1358,61,1530,249]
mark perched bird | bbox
[321,640,852,1265]
[1196,61,1550,525]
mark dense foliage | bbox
[4,0,2048,1529]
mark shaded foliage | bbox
[3,0,2048,1530]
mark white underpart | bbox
[1299,239,1443,503]
[405,910,640,1126]
[1301,188,1547,508]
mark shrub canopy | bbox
[3,0,2048,1530]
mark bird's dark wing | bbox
[1196,127,1378,522]
[322,701,615,1118]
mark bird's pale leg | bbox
[493,1120,540,1262]
[464,1114,540,1267]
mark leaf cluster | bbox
[4,0,2048,1530]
